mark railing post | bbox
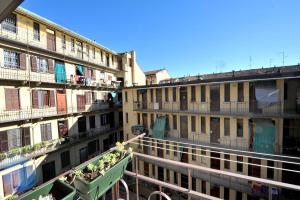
[188,168,191,200]
[269,185,272,200]
[135,157,140,200]
[159,185,163,200]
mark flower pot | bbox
[19,180,75,200]
[74,153,131,200]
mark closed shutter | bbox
[49,90,55,107]
[92,69,96,80]
[32,90,38,108]
[47,123,52,140]
[31,56,37,72]
[22,127,31,146]
[0,131,8,151]
[48,59,54,74]
[19,53,26,70]
[5,88,20,111]
[85,92,91,105]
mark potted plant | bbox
[18,179,75,200]
[72,142,132,200]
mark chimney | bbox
[131,51,136,86]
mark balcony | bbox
[133,100,284,117]
[0,102,118,124]
[0,125,122,171]
[0,23,120,72]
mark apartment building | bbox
[0,7,145,199]
[124,66,300,200]
[145,69,171,85]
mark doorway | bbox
[210,84,220,112]
[180,87,188,110]
[42,161,56,182]
[210,117,220,144]
[180,116,188,139]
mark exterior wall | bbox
[124,78,292,199]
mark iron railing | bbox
[133,100,284,116]
[0,23,120,70]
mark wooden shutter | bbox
[32,90,39,108]
[31,56,37,72]
[22,127,31,146]
[19,53,26,70]
[5,88,20,111]
[48,59,54,74]
[0,131,8,151]
[49,90,55,107]
[92,69,96,80]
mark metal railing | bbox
[0,23,120,70]
[133,100,284,116]
[0,125,122,170]
[0,102,116,123]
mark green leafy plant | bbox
[97,159,105,171]
[21,145,33,154]
[8,148,20,157]
[74,170,83,177]
[0,152,6,160]
[87,163,97,173]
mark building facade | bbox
[124,66,300,200]
[0,7,145,199]
[145,69,171,85]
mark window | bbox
[126,113,128,123]
[202,180,206,194]
[236,191,242,200]
[224,118,230,136]
[78,117,87,133]
[100,51,103,62]
[32,90,55,108]
[62,35,66,49]
[224,84,230,102]
[152,165,155,176]
[191,116,196,132]
[36,57,49,73]
[165,115,170,130]
[238,83,244,102]
[192,177,196,191]
[191,86,196,102]
[150,114,154,128]
[125,91,128,102]
[137,113,141,124]
[201,149,206,164]
[101,114,109,126]
[2,14,17,33]
[224,154,230,169]
[192,146,196,161]
[237,119,243,137]
[71,38,75,52]
[33,22,40,41]
[86,45,90,57]
[5,88,20,111]
[7,129,21,149]
[201,117,206,134]
[165,88,169,102]
[166,141,169,155]
[61,151,70,168]
[165,169,170,181]
[237,156,243,172]
[40,123,52,141]
[4,50,20,68]
[92,47,96,59]
[89,115,95,129]
[174,171,178,184]
[173,115,177,130]
[173,87,177,102]
[201,85,206,102]
[106,54,110,66]
[267,160,274,179]
[150,89,153,102]
[224,187,230,200]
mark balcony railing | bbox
[0,102,117,123]
[0,125,122,170]
[0,23,120,71]
[133,100,284,116]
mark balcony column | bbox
[276,79,284,114]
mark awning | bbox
[253,119,275,154]
[152,116,166,139]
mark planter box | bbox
[19,180,75,200]
[74,153,131,200]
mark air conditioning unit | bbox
[154,102,159,110]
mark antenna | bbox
[269,58,272,67]
[279,51,287,66]
[249,56,252,69]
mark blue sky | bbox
[21,0,300,77]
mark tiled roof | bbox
[145,69,164,76]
